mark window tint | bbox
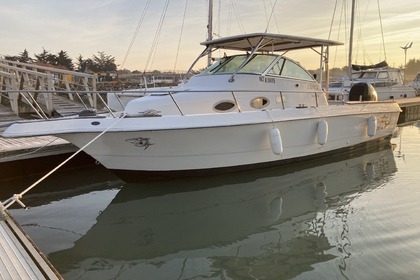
[213,56,247,74]
[280,59,314,80]
[267,58,285,75]
[239,55,277,74]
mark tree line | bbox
[6,49,420,80]
[3,49,118,73]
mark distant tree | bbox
[33,49,74,70]
[3,49,29,62]
[91,51,117,72]
[17,49,31,63]
[3,54,19,61]
[56,50,74,70]
[405,58,420,76]
[76,55,86,72]
[117,69,131,74]
[34,48,53,64]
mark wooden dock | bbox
[0,209,62,279]
[396,97,420,124]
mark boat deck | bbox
[0,209,62,279]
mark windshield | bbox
[202,54,277,75]
[199,54,314,81]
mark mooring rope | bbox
[0,114,126,210]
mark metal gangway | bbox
[0,59,105,119]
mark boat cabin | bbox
[122,33,343,116]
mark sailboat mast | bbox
[348,0,355,77]
[207,0,213,66]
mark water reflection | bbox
[20,145,395,279]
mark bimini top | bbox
[201,33,343,52]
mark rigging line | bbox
[269,0,280,33]
[377,0,387,61]
[332,0,345,67]
[264,0,279,33]
[173,0,189,72]
[144,0,170,72]
[121,0,152,69]
[328,0,339,40]
[231,0,246,34]
[225,1,233,35]
[263,0,280,33]
[1,114,127,210]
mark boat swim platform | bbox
[0,209,62,279]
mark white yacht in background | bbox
[328,63,417,102]
[2,33,401,180]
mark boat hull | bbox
[2,102,400,180]
[62,104,400,179]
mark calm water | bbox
[3,122,420,280]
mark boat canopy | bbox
[201,33,343,52]
[352,61,388,71]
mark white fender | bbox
[367,116,377,137]
[317,120,328,145]
[269,128,283,155]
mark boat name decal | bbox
[125,137,154,150]
[259,77,275,83]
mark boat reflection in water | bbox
[44,145,395,279]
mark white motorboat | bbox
[328,0,417,103]
[328,63,417,102]
[2,33,401,180]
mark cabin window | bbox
[359,72,377,79]
[389,71,401,83]
[250,97,269,109]
[239,55,277,74]
[267,58,285,75]
[211,55,248,74]
[378,72,389,79]
[214,100,236,112]
[280,59,314,81]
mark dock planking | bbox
[0,208,62,279]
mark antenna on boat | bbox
[400,42,413,69]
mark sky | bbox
[1,0,420,72]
